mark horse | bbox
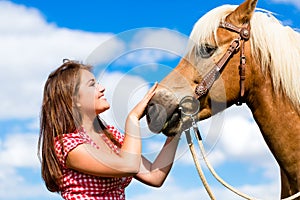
[145,0,300,198]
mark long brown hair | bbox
[38,60,120,192]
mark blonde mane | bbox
[189,5,300,111]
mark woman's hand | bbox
[121,82,158,170]
[129,82,158,120]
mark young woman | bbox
[38,60,181,200]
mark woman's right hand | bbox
[129,82,158,120]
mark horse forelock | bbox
[188,5,237,50]
[188,4,300,111]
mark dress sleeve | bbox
[54,132,90,168]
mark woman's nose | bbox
[96,82,105,92]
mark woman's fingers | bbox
[143,82,158,101]
[129,82,158,120]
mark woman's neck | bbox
[81,114,98,134]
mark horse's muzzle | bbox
[146,102,168,133]
[146,102,182,136]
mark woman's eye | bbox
[198,44,217,58]
[89,82,96,87]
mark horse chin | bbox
[147,107,211,137]
[161,112,182,137]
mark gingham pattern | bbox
[54,126,132,200]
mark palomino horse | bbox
[146,0,300,198]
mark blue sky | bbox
[0,0,299,199]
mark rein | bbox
[194,21,250,105]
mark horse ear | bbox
[226,0,258,25]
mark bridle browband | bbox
[194,21,250,106]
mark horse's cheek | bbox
[209,80,227,102]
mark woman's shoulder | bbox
[54,128,93,167]
[54,128,88,144]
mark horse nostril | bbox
[146,103,168,133]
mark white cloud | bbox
[0,133,39,168]
[130,28,188,54]
[0,132,62,199]
[87,28,189,71]
[0,164,60,199]
[121,28,188,65]
[0,1,188,120]
[0,1,114,119]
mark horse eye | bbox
[198,44,217,58]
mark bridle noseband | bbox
[194,21,250,106]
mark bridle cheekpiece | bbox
[194,20,250,106]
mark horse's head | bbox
[146,0,257,136]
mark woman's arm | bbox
[66,115,142,177]
[134,134,181,187]
[66,83,157,177]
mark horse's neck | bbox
[246,72,300,171]
[247,85,299,143]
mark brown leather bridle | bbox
[194,21,250,105]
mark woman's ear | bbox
[76,102,81,108]
[73,96,81,108]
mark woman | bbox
[38,59,181,200]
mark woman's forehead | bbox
[80,69,95,81]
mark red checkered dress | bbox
[54,125,133,200]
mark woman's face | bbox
[76,69,110,116]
